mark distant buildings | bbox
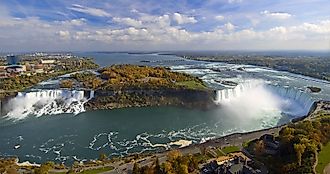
[0,53,84,79]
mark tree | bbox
[132,162,141,174]
[177,164,188,174]
[99,153,107,161]
[60,80,73,88]
[167,150,182,162]
[34,162,53,174]
[294,143,306,166]
[162,162,174,174]
[154,157,162,174]
[254,140,265,155]
[187,155,198,172]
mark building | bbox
[261,134,279,155]
[34,64,44,73]
[5,65,25,74]
[202,154,264,174]
[40,59,56,64]
[6,55,20,65]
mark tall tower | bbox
[6,55,20,65]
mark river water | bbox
[1,52,330,164]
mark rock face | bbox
[85,88,216,110]
[307,86,321,93]
[0,93,17,116]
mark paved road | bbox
[324,163,330,174]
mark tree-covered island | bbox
[62,65,215,110]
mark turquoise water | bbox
[0,106,286,164]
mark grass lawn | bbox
[215,148,226,157]
[78,166,114,174]
[193,153,211,163]
[222,146,240,154]
[316,142,330,174]
[176,81,207,90]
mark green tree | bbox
[294,143,306,166]
[132,162,141,174]
[99,153,107,161]
[34,162,54,174]
[60,80,73,88]
[177,164,188,174]
[154,157,162,174]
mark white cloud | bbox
[0,8,329,51]
[224,22,235,31]
[70,18,86,26]
[58,18,86,26]
[113,17,142,27]
[58,30,70,40]
[68,4,111,17]
[172,13,197,24]
[293,21,330,33]
[215,15,225,21]
[139,14,171,28]
[228,0,243,3]
[261,10,292,20]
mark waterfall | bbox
[4,89,94,120]
[267,85,314,111]
[215,80,263,103]
[215,80,314,116]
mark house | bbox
[261,134,279,155]
[202,155,264,174]
[34,64,44,73]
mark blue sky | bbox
[0,0,329,51]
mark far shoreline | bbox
[175,54,330,83]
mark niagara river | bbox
[1,52,330,165]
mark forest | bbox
[132,150,199,174]
[246,112,330,174]
[68,65,207,91]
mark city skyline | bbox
[0,0,330,52]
